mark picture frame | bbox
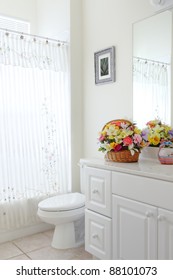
[94,46,115,85]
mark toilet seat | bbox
[38,192,85,212]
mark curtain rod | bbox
[0,27,69,45]
[133,56,170,66]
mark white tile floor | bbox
[0,230,93,260]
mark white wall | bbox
[0,0,70,40]
[82,0,156,159]
[36,0,70,41]
[0,0,37,33]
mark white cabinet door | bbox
[85,167,111,217]
[112,195,157,260]
[158,208,173,260]
[85,209,112,259]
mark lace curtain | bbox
[0,31,71,230]
[133,58,170,128]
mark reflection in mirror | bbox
[133,10,172,128]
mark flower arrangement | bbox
[141,119,173,147]
[98,119,146,156]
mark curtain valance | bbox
[0,31,69,72]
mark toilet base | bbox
[51,222,84,249]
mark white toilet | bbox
[37,166,85,249]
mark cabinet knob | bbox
[92,189,99,194]
[92,233,98,239]
[145,211,153,218]
[158,215,165,222]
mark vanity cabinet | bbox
[81,158,173,260]
[112,171,173,260]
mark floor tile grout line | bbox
[11,232,53,255]
[7,253,31,260]
[24,252,32,260]
[2,234,52,259]
[24,244,53,255]
[0,234,92,260]
[13,243,54,255]
[11,241,27,255]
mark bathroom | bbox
[0,0,173,261]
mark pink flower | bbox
[123,136,133,146]
[133,134,142,144]
[99,135,105,142]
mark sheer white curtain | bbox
[133,58,170,128]
[0,31,71,230]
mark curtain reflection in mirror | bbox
[133,57,171,128]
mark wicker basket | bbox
[105,150,139,163]
[102,119,139,163]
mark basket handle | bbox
[102,119,132,131]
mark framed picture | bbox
[94,46,115,85]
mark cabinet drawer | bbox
[112,171,173,211]
[85,167,111,217]
[85,209,112,259]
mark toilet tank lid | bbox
[38,192,85,211]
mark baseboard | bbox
[0,223,54,244]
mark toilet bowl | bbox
[37,192,85,249]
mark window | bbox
[0,14,30,33]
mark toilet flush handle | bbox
[92,233,98,239]
[92,189,99,194]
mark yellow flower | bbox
[140,140,147,148]
[164,124,171,133]
[120,131,128,138]
[114,125,120,130]
[108,135,115,140]
[102,131,107,136]
[154,125,163,134]
[134,127,141,134]
[110,142,116,149]
[106,125,117,136]
[148,133,160,146]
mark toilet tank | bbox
[79,161,86,194]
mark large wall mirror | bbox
[133,10,172,128]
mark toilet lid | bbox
[38,192,85,211]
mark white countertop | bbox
[80,157,173,183]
